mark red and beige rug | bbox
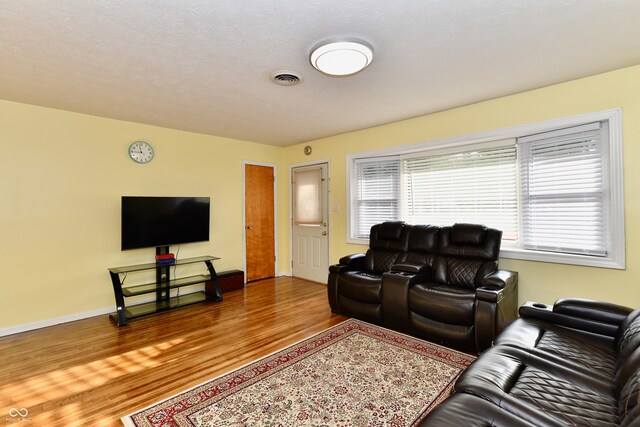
[122,319,475,427]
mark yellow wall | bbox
[284,64,640,308]
[0,100,283,328]
[2,64,639,330]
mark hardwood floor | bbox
[0,277,347,426]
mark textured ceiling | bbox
[1,1,640,146]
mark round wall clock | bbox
[128,140,154,164]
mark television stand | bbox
[108,254,223,326]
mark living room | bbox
[2,2,640,426]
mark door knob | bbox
[247,225,253,230]
[322,231,327,236]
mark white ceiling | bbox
[1,1,640,147]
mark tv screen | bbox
[121,196,210,250]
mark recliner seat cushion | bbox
[409,283,475,325]
[409,311,475,352]
[455,345,620,426]
[417,392,539,427]
[509,365,618,426]
[338,272,382,304]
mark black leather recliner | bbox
[327,221,411,324]
[328,222,518,353]
[406,223,517,353]
[420,299,640,426]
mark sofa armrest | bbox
[339,253,366,265]
[390,262,430,275]
[476,270,517,303]
[328,253,366,314]
[482,269,517,290]
[553,298,633,325]
[475,270,518,352]
[381,267,432,332]
[519,298,633,338]
[329,254,366,275]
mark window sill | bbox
[346,238,624,269]
[499,247,624,270]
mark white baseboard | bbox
[0,278,303,338]
[0,306,113,337]
[277,271,291,277]
[0,287,209,337]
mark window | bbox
[400,141,518,241]
[353,157,400,239]
[518,122,608,256]
[293,167,323,225]
[347,109,624,269]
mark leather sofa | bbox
[328,221,518,353]
[420,298,640,426]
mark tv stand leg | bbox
[156,246,171,303]
[204,260,223,302]
[109,271,128,326]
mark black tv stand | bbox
[108,249,222,326]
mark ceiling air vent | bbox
[271,70,303,86]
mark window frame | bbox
[346,109,625,269]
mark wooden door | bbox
[245,164,275,282]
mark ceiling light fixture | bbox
[310,40,374,77]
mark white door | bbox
[292,163,329,283]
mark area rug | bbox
[122,319,475,427]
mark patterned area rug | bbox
[122,319,475,427]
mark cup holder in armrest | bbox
[386,271,412,276]
[521,301,553,313]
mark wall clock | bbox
[128,140,154,164]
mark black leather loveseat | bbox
[328,221,518,353]
[420,298,640,426]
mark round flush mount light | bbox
[310,40,374,77]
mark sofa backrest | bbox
[611,309,640,421]
[399,224,440,267]
[616,346,640,424]
[365,221,411,274]
[615,309,640,358]
[432,223,502,289]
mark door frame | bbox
[289,159,331,278]
[242,161,278,282]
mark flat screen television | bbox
[121,196,210,250]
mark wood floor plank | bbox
[0,277,346,426]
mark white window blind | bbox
[293,167,323,225]
[353,157,400,239]
[518,122,607,256]
[400,141,518,240]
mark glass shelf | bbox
[121,274,212,297]
[110,291,207,322]
[108,255,220,274]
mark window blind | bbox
[353,157,400,239]
[518,122,607,256]
[293,167,323,225]
[400,141,518,241]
